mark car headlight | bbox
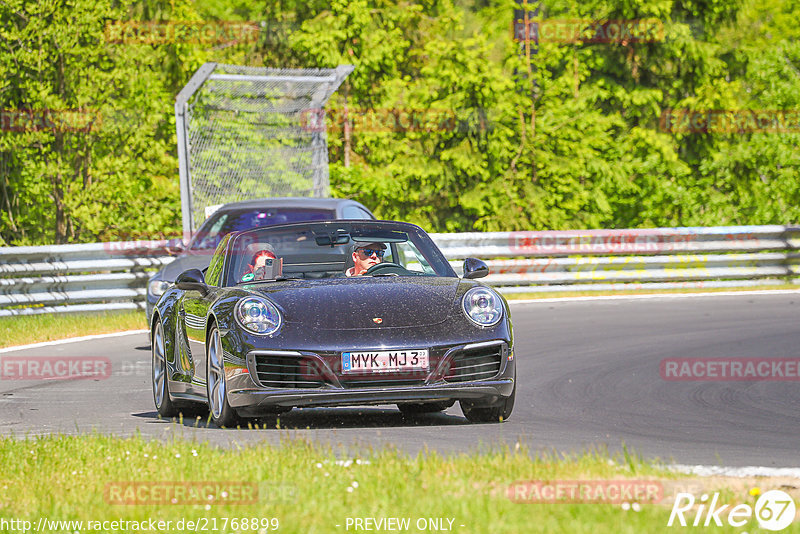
[462,287,503,327]
[235,297,282,335]
[148,280,170,298]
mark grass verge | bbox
[0,311,146,348]
[0,434,794,533]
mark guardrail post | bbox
[785,225,800,285]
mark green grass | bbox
[0,311,146,348]
[0,434,793,533]
[503,283,800,300]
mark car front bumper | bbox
[229,376,515,414]
[224,340,515,415]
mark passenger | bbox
[241,245,282,281]
[346,242,386,276]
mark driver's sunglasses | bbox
[357,248,386,258]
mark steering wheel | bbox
[364,262,407,276]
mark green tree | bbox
[0,0,263,244]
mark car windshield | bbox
[189,208,335,250]
[224,221,456,286]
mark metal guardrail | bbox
[0,241,174,316]
[433,225,800,294]
[0,225,798,316]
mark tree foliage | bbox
[0,0,797,244]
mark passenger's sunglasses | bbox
[357,248,386,258]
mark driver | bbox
[346,242,386,276]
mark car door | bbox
[180,286,212,391]
[181,236,229,392]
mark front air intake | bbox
[251,354,327,389]
[445,343,504,383]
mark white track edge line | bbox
[0,330,149,353]
[668,464,800,478]
[508,289,800,305]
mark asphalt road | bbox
[1,292,799,467]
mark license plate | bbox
[342,350,429,374]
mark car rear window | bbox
[190,208,335,250]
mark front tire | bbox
[206,325,239,428]
[152,320,178,418]
[460,379,516,423]
[397,400,455,415]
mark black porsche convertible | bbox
[150,220,515,427]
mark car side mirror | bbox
[463,257,489,279]
[175,268,208,294]
[165,238,186,256]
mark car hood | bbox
[157,252,213,281]
[250,277,462,330]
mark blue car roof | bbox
[213,197,371,212]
